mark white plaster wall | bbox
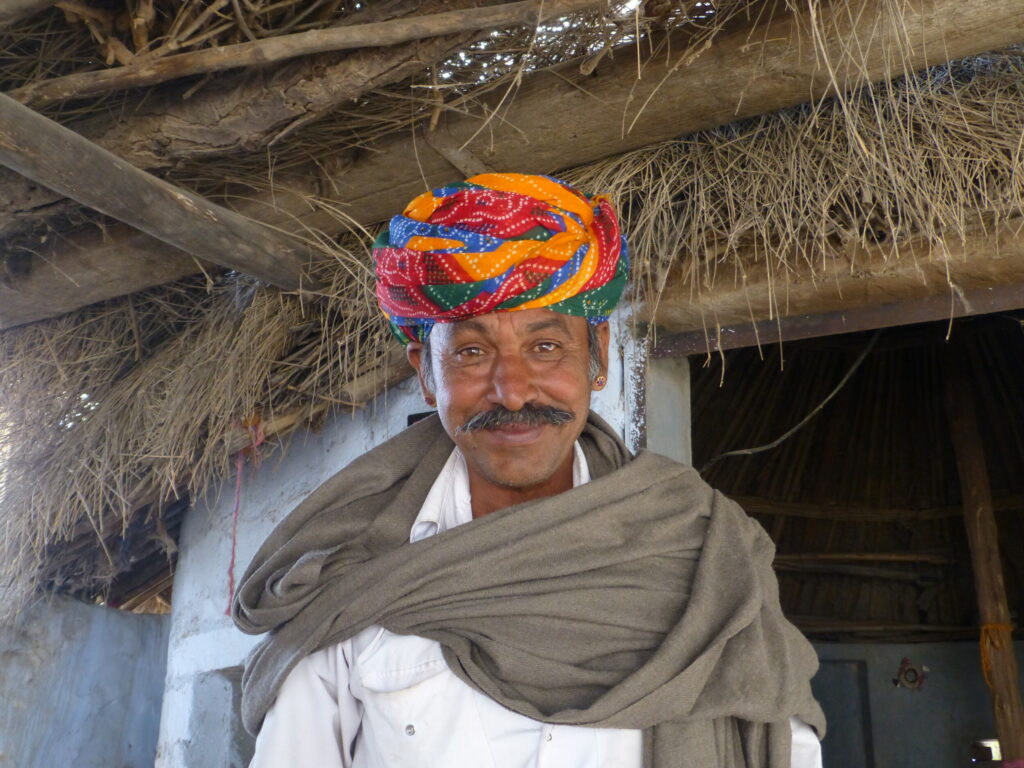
[155,375,425,768]
[0,595,169,768]
[590,311,637,448]
[156,311,638,767]
[645,356,691,465]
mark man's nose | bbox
[487,352,537,411]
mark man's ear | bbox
[595,321,611,379]
[406,342,436,405]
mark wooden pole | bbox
[0,93,319,292]
[942,339,1024,760]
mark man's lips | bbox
[478,423,546,445]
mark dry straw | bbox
[564,50,1024,316]
[1,2,1023,614]
[0,237,391,610]
[163,0,748,194]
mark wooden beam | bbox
[653,283,1024,356]
[773,561,934,583]
[730,493,1024,522]
[774,552,954,565]
[651,224,1024,356]
[0,222,205,329]
[116,571,175,612]
[12,0,607,107]
[789,617,975,635]
[0,93,319,293]
[6,0,1024,327]
[942,340,1024,760]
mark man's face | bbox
[407,309,609,493]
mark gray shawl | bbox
[233,412,825,766]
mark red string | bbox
[225,421,265,616]
[225,450,246,616]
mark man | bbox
[234,173,825,768]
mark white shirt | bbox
[251,446,822,768]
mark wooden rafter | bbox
[652,283,1024,356]
[650,221,1024,355]
[774,552,954,564]
[729,493,1024,523]
[0,93,320,293]
[11,0,607,107]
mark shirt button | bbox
[546,733,553,742]
[405,725,416,736]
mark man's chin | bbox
[458,422,580,491]
[474,452,566,491]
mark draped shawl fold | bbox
[233,413,825,767]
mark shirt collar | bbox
[410,441,590,543]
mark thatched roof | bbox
[1,0,1023,620]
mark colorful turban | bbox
[372,172,628,344]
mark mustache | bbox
[456,403,575,434]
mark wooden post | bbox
[0,93,319,292]
[943,340,1024,760]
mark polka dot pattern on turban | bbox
[372,172,628,344]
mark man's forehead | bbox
[438,310,581,341]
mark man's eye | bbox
[535,341,560,353]
[456,346,483,357]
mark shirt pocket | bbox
[351,631,496,768]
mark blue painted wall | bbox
[812,640,1024,768]
[0,596,169,768]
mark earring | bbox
[593,375,607,389]
[425,394,436,407]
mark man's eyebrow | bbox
[448,316,572,337]
[449,319,488,337]
[524,317,572,334]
